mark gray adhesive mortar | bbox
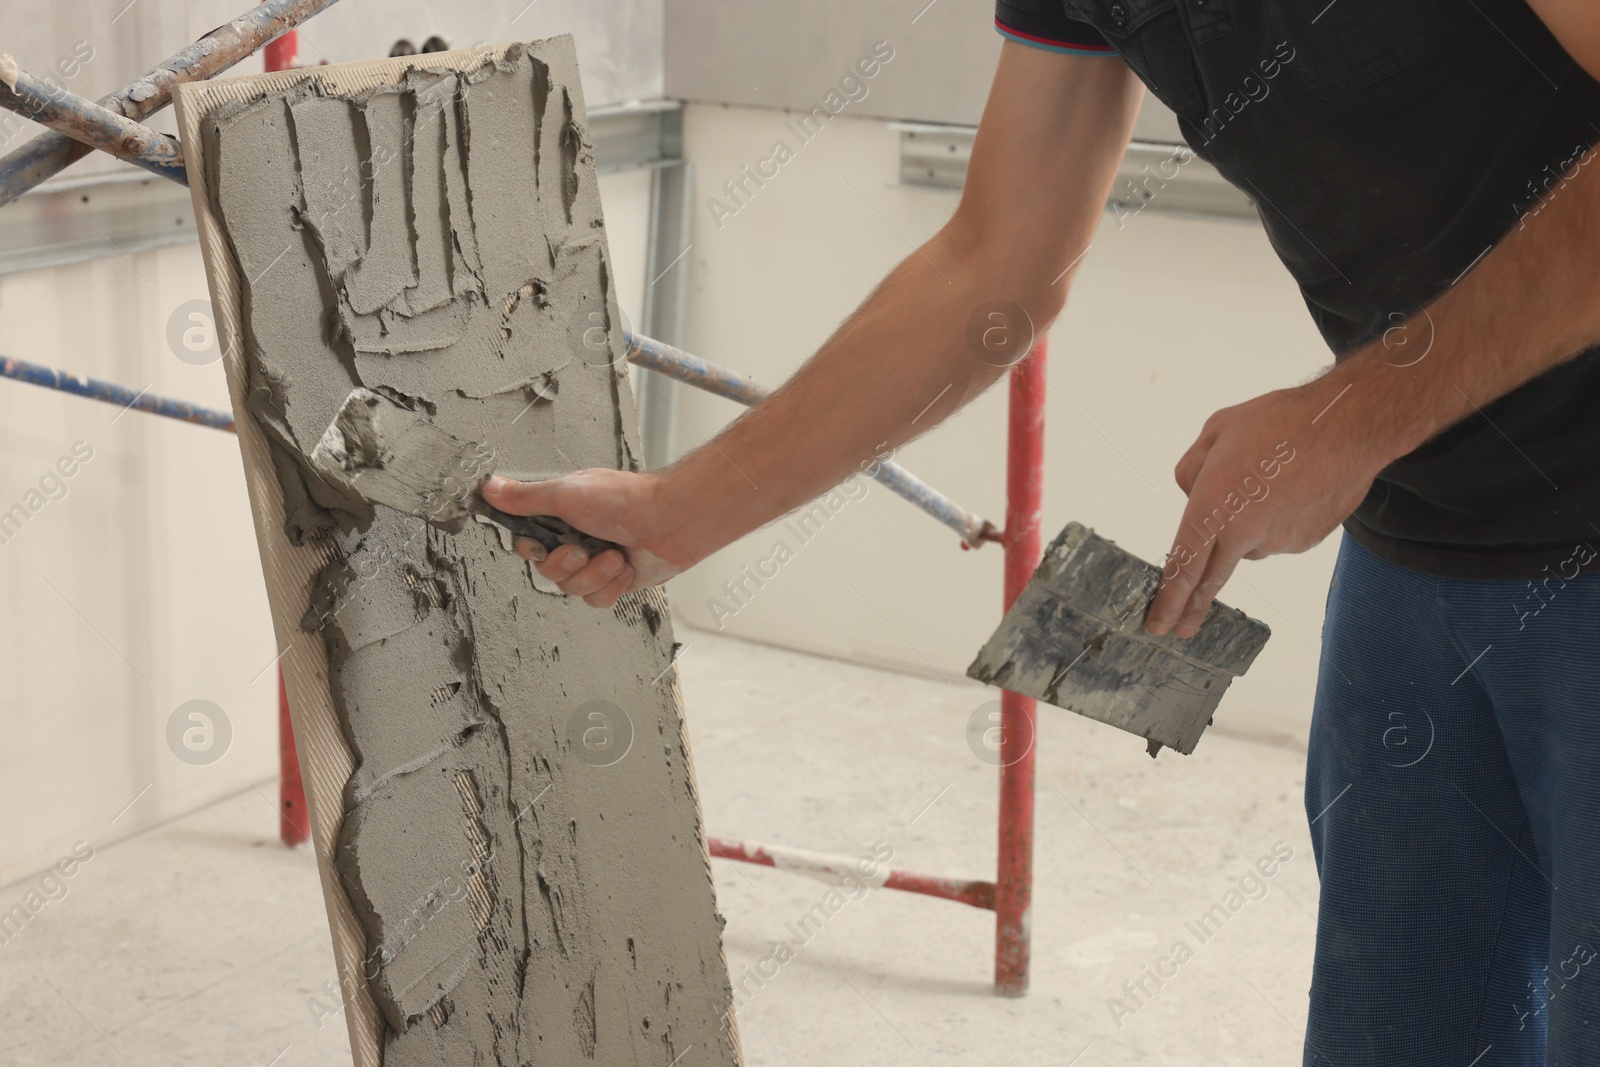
[199,39,740,1066]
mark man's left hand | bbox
[1145,372,1390,638]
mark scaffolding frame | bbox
[0,1,1048,995]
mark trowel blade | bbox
[308,388,618,557]
[309,388,488,531]
[967,522,1271,756]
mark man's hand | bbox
[1148,75,1600,638]
[1145,372,1388,638]
[482,471,691,609]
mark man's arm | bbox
[1143,4,1600,637]
[485,42,1143,607]
[1526,0,1600,82]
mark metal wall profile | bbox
[0,168,198,275]
[0,102,1255,279]
[891,120,1257,220]
[0,99,686,277]
[589,98,683,174]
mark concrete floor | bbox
[1,630,1319,1066]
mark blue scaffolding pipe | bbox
[0,73,186,185]
[624,330,769,405]
[0,0,344,206]
[0,355,236,431]
[623,331,999,545]
[0,336,997,546]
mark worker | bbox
[484,3,1600,1064]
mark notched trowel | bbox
[308,387,618,557]
[968,522,1271,757]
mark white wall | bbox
[663,102,1339,745]
[0,244,276,886]
[0,169,652,885]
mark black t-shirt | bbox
[997,0,1600,579]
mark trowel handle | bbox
[482,505,620,559]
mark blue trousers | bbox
[1306,534,1600,1067]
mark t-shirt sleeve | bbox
[995,1,1115,56]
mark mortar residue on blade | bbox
[967,522,1271,755]
[310,387,490,532]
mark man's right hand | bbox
[482,472,690,609]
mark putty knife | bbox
[968,522,1270,756]
[309,388,619,557]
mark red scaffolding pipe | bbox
[263,28,300,72]
[708,835,996,911]
[279,670,310,846]
[995,339,1047,996]
[264,31,311,849]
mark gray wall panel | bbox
[665,0,1181,139]
[666,0,1000,126]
